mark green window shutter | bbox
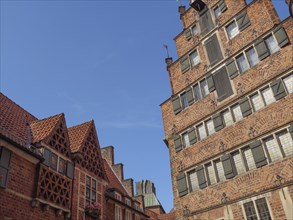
[213,113,224,131]
[176,173,188,197]
[188,127,197,145]
[206,74,215,92]
[172,96,182,115]
[255,38,269,60]
[273,25,289,48]
[174,134,183,153]
[250,140,267,168]
[226,59,239,79]
[0,147,12,188]
[219,0,227,12]
[195,165,207,189]
[185,29,192,41]
[270,78,287,100]
[199,8,214,36]
[66,161,74,179]
[221,154,236,179]
[43,148,51,167]
[239,97,252,117]
[236,11,251,31]
[214,67,234,101]
[205,34,223,66]
[186,87,194,106]
[180,56,190,73]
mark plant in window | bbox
[85,202,101,219]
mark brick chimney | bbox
[112,163,124,181]
[123,178,134,197]
[101,146,114,165]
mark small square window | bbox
[250,93,265,112]
[277,130,293,157]
[222,110,233,126]
[190,50,200,67]
[231,104,243,122]
[265,35,280,54]
[214,6,222,18]
[263,136,282,162]
[283,74,293,94]
[193,84,202,101]
[205,119,215,136]
[188,170,199,192]
[236,53,249,73]
[191,25,198,36]
[226,21,239,39]
[182,132,190,148]
[180,92,188,109]
[197,124,207,140]
[261,87,275,106]
[246,47,259,67]
[200,80,209,97]
[50,153,58,170]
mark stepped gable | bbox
[68,120,107,180]
[0,93,37,147]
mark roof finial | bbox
[163,44,169,58]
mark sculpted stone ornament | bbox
[236,82,245,95]
[183,205,191,218]
[248,126,258,138]
[177,161,185,172]
[219,141,226,152]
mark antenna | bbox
[163,44,170,58]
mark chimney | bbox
[112,163,124,181]
[178,5,186,16]
[165,57,173,67]
[101,146,114,165]
[123,178,134,197]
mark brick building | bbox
[160,0,293,219]
[0,92,164,220]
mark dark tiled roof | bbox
[68,121,92,153]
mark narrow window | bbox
[188,170,199,192]
[58,157,66,175]
[243,147,256,170]
[231,104,243,122]
[277,130,293,157]
[226,21,239,39]
[50,153,58,170]
[200,80,209,98]
[283,74,293,94]
[92,179,97,202]
[199,8,214,36]
[236,53,249,73]
[222,110,234,126]
[232,151,245,175]
[265,35,280,54]
[0,147,12,188]
[205,34,223,66]
[190,50,200,67]
[182,132,190,148]
[125,210,132,220]
[255,198,272,220]
[192,25,198,36]
[180,92,188,109]
[115,205,122,220]
[215,160,225,182]
[261,87,275,106]
[243,201,258,220]
[263,136,283,162]
[193,84,202,101]
[213,67,234,101]
[205,119,215,135]
[250,93,265,111]
[86,176,91,206]
[197,124,207,140]
[206,163,216,185]
[246,47,259,67]
[214,6,222,17]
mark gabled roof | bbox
[0,93,37,146]
[68,121,92,153]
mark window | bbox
[236,53,249,73]
[205,34,223,66]
[214,6,222,18]
[261,87,275,106]
[231,104,243,122]
[264,35,280,54]
[50,153,58,170]
[200,80,209,98]
[115,205,122,220]
[192,25,198,36]
[58,158,66,175]
[135,215,140,220]
[277,130,293,157]
[0,147,12,188]
[243,198,272,220]
[125,210,132,220]
[263,136,282,162]
[182,132,190,148]
[215,160,225,182]
[125,198,131,206]
[180,92,188,109]
[193,84,202,101]
[190,50,200,67]
[283,74,293,93]
[205,119,215,135]
[232,151,245,175]
[243,147,256,170]
[188,170,199,192]
[213,67,234,101]
[199,7,214,36]
[206,163,216,185]
[86,176,97,206]
[250,93,265,111]
[226,21,239,39]
[115,192,122,201]
[222,110,233,126]
[246,47,259,67]
[197,124,207,140]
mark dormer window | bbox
[115,192,122,201]
[190,0,206,12]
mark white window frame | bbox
[226,20,240,39]
[241,196,273,220]
[115,205,123,220]
[282,73,293,94]
[264,34,280,55]
[190,50,200,67]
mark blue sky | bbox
[0,0,289,212]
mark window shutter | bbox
[199,8,214,36]
[185,29,192,41]
[255,39,269,60]
[273,25,289,48]
[214,67,234,101]
[226,59,239,79]
[236,11,251,31]
[289,123,293,139]
[219,0,227,12]
[206,74,215,92]
[213,113,224,131]
[188,127,197,145]
[195,165,207,189]
[172,96,182,115]
[176,173,188,197]
[43,148,51,167]
[250,140,267,168]
[221,154,236,179]
[239,97,252,117]
[186,87,194,106]
[270,78,287,100]
[0,147,12,188]
[180,56,190,73]
[205,34,223,66]
[174,135,183,153]
[66,161,74,179]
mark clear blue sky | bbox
[0,0,289,212]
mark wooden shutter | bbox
[174,135,183,153]
[226,59,239,79]
[236,11,251,31]
[0,147,12,188]
[213,67,234,101]
[250,140,267,168]
[195,165,207,189]
[185,29,192,41]
[255,39,269,60]
[188,127,197,145]
[186,87,194,106]
[205,34,223,66]
[176,173,188,197]
[239,97,252,117]
[270,78,287,100]
[213,113,224,131]
[172,96,182,115]
[273,25,289,48]
[206,74,215,92]
[199,8,214,36]
[43,148,51,166]
[221,154,236,179]
[219,0,227,12]
[66,161,74,179]
[180,56,190,73]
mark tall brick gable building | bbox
[160,0,293,219]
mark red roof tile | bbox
[68,121,92,153]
